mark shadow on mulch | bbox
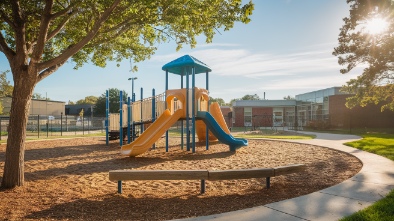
[24,183,320,221]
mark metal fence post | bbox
[61,112,63,136]
[38,115,40,138]
[82,117,84,135]
[88,116,90,134]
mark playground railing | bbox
[107,92,167,132]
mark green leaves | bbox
[94,88,128,116]
[334,0,394,111]
[1,0,254,72]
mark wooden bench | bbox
[109,164,305,194]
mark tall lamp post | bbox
[128,77,137,141]
[128,77,137,101]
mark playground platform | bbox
[170,131,394,221]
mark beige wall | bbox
[0,97,65,116]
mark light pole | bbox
[128,77,137,101]
[128,77,137,141]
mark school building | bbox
[230,87,394,129]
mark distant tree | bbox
[283,95,295,100]
[333,0,394,111]
[209,96,227,106]
[228,94,260,106]
[241,94,260,100]
[94,88,128,117]
[0,70,13,115]
[32,93,49,100]
[0,70,13,97]
[76,96,98,105]
[228,98,240,107]
[67,100,75,105]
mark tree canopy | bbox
[94,88,128,117]
[31,93,49,100]
[227,94,261,106]
[0,70,13,115]
[241,94,260,100]
[0,70,13,97]
[283,95,295,100]
[0,0,254,72]
[209,96,227,106]
[0,0,254,188]
[333,0,394,111]
[76,96,98,105]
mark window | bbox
[244,107,252,126]
[273,108,283,126]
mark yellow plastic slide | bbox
[196,102,231,141]
[121,109,183,156]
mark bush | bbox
[305,120,331,130]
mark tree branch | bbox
[29,10,76,51]
[11,0,27,54]
[0,32,16,59]
[32,0,54,61]
[153,27,175,41]
[37,0,122,71]
[49,9,78,41]
[0,10,17,30]
[37,60,66,83]
[50,3,75,20]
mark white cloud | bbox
[149,44,363,100]
[152,45,343,79]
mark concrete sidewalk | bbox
[171,132,394,221]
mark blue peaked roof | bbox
[161,55,212,75]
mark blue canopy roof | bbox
[162,55,212,75]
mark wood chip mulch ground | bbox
[0,137,362,221]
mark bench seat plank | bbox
[208,168,274,181]
[274,164,306,176]
[109,170,208,181]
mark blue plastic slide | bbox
[196,111,248,151]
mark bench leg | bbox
[266,177,270,189]
[118,180,122,194]
[201,180,205,194]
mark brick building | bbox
[329,94,394,128]
[232,100,296,128]
[220,106,232,127]
[230,87,394,129]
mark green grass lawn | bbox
[340,133,394,221]
[340,189,394,221]
[168,128,314,139]
[0,132,106,144]
[344,134,394,161]
[233,134,314,139]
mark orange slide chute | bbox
[121,109,183,156]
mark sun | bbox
[364,17,389,35]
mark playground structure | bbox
[106,91,166,141]
[106,55,247,156]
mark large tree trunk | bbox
[1,67,36,188]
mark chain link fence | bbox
[0,114,106,140]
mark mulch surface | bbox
[0,137,362,221]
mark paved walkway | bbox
[171,131,394,221]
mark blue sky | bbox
[0,0,358,103]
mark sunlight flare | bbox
[364,17,389,35]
